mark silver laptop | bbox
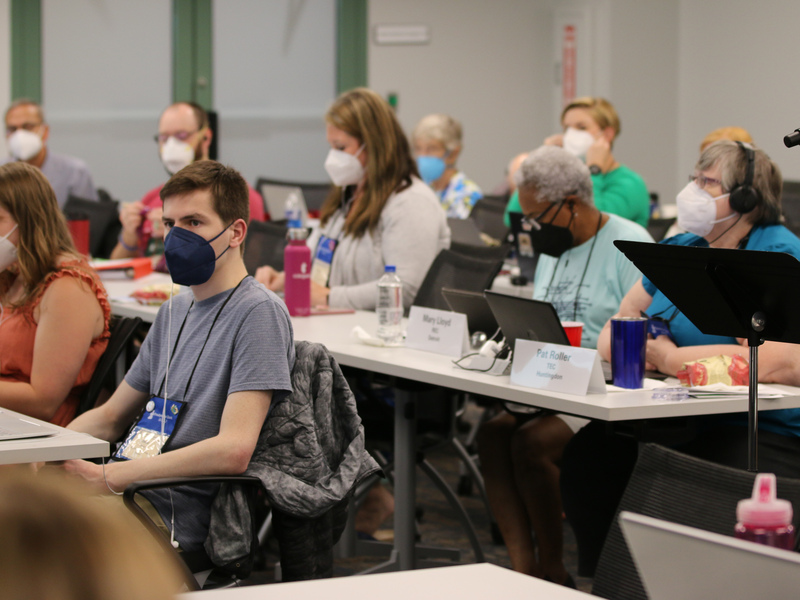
[0,410,56,441]
[619,511,800,600]
[259,183,309,224]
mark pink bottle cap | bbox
[736,473,793,527]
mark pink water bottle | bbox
[735,473,795,550]
[283,228,311,317]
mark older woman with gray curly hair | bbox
[476,145,652,587]
[412,113,483,218]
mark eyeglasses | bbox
[154,130,199,144]
[5,122,42,136]
[521,201,565,229]
[689,173,724,190]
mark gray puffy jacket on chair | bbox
[204,340,380,578]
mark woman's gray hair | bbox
[412,113,463,152]
[514,145,594,205]
[697,140,782,224]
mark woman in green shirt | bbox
[505,97,650,228]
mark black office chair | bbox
[63,194,122,258]
[411,249,504,312]
[591,443,800,600]
[478,193,509,208]
[243,220,288,275]
[468,198,510,243]
[646,217,676,242]
[450,240,512,261]
[781,180,800,238]
[75,315,143,417]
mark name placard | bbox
[406,306,469,357]
[510,339,605,396]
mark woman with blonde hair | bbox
[0,161,109,426]
[257,88,449,309]
[505,96,650,228]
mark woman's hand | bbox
[119,201,145,237]
[586,136,613,172]
[255,266,285,292]
[645,335,678,374]
[543,133,564,147]
[311,280,329,308]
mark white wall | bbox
[213,0,336,187]
[368,0,554,193]
[0,0,10,157]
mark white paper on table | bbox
[605,378,672,393]
[685,383,786,399]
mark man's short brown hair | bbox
[160,160,250,232]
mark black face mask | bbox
[526,201,575,258]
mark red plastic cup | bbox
[67,219,90,256]
[561,321,584,347]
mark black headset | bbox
[728,141,760,214]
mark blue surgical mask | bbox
[163,224,232,286]
[417,155,447,184]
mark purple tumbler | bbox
[610,317,648,388]
[283,228,311,317]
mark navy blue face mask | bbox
[163,223,232,286]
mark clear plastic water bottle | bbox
[376,265,403,344]
[284,191,302,228]
[735,473,795,550]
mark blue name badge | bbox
[311,235,338,287]
[114,396,186,461]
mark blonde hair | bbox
[700,126,753,152]
[561,96,621,138]
[412,113,463,152]
[0,470,183,600]
[320,88,418,238]
[0,162,82,308]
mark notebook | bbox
[619,511,800,600]
[0,410,56,441]
[259,183,309,224]
[483,290,570,349]
[442,288,499,337]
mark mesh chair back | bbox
[63,195,122,258]
[469,199,510,242]
[592,443,800,600]
[412,249,503,312]
[450,240,511,261]
[243,220,288,275]
[76,316,142,416]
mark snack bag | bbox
[131,283,180,306]
[676,354,749,387]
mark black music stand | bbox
[614,240,800,471]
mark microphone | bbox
[784,129,800,148]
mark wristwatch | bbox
[588,164,603,176]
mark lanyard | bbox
[157,276,247,400]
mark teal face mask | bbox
[417,155,447,184]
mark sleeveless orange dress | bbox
[0,260,111,426]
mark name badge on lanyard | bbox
[311,235,338,287]
[114,396,186,460]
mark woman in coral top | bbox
[0,162,109,426]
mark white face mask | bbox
[8,129,44,162]
[160,136,195,175]
[562,128,595,159]
[324,145,365,187]
[676,181,735,237]
[0,224,18,272]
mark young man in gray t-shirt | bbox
[66,161,294,551]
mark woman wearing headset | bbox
[563,140,800,578]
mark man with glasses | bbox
[111,101,265,260]
[2,98,98,208]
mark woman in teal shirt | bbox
[504,97,650,228]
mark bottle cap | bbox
[287,227,308,241]
[384,265,396,273]
[737,473,793,527]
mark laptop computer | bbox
[259,183,309,224]
[619,511,800,600]
[508,212,539,283]
[0,410,56,441]
[483,290,570,349]
[442,288,499,337]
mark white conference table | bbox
[0,408,109,465]
[106,275,800,571]
[181,562,591,599]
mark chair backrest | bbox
[243,220,288,275]
[450,240,511,261]
[646,217,676,242]
[412,249,504,312]
[592,443,800,600]
[469,198,510,242]
[63,195,122,258]
[76,315,142,417]
[479,193,509,208]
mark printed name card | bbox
[510,339,605,396]
[406,306,470,357]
